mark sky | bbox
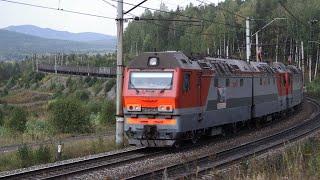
[0,0,221,36]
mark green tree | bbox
[7,107,27,132]
[49,98,91,133]
[104,79,116,94]
[75,90,90,101]
[143,34,153,51]
[99,100,116,125]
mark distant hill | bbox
[0,29,115,61]
[5,25,116,42]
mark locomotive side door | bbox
[181,71,197,105]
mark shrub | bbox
[34,145,52,164]
[0,126,11,136]
[52,90,63,99]
[0,88,8,97]
[92,81,103,95]
[49,82,57,91]
[307,78,320,96]
[7,107,27,132]
[66,77,77,92]
[105,79,116,94]
[0,109,3,126]
[17,144,33,168]
[75,90,90,101]
[87,101,102,114]
[84,76,92,84]
[49,98,91,133]
[99,100,116,125]
[88,77,98,87]
[6,77,16,89]
[25,119,51,139]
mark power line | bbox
[124,0,148,15]
[133,17,203,23]
[0,0,115,20]
[107,0,246,29]
[100,0,136,18]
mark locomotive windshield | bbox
[130,72,173,90]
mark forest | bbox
[124,0,320,70]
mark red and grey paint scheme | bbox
[123,52,303,147]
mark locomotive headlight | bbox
[148,57,159,66]
[127,104,141,112]
[158,105,173,112]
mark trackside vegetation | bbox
[0,138,116,171]
[0,55,119,172]
[48,98,91,134]
[216,137,320,179]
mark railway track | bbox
[0,147,165,180]
[1,97,319,180]
[127,97,320,179]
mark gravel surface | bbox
[73,101,315,179]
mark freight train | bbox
[123,51,303,147]
[38,64,116,77]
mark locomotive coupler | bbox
[142,125,159,139]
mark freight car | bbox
[123,51,303,147]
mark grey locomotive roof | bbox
[128,51,200,69]
[128,52,301,74]
[205,57,257,72]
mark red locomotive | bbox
[123,52,303,147]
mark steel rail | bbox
[0,147,165,180]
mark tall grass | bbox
[0,137,117,172]
[216,137,320,179]
[307,78,320,97]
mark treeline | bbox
[28,53,117,67]
[124,0,320,62]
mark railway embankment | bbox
[1,98,318,179]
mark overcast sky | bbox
[0,0,221,36]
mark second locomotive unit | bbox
[123,51,303,147]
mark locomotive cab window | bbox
[130,72,173,90]
[183,73,191,92]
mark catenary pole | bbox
[115,0,124,146]
[301,41,305,77]
[246,17,251,62]
[255,33,259,61]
